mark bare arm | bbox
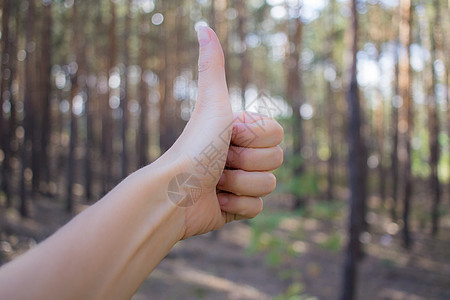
[0,156,186,299]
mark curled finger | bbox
[217,193,263,221]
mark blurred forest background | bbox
[0,0,449,299]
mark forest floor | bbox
[1,193,450,300]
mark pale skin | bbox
[0,26,283,299]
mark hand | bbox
[163,26,283,239]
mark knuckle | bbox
[238,148,252,168]
[235,169,247,181]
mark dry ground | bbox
[1,194,450,300]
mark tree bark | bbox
[390,52,400,220]
[446,0,450,207]
[285,9,304,208]
[340,0,367,299]
[429,0,441,236]
[67,0,81,212]
[215,0,230,83]
[39,1,53,190]
[325,0,336,201]
[0,0,10,156]
[236,0,249,110]
[0,0,13,206]
[398,0,413,249]
[137,9,149,167]
[121,0,132,179]
[102,0,117,194]
[159,3,176,154]
[20,0,37,217]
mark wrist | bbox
[130,155,188,241]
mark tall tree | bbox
[102,0,117,194]
[209,0,216,31]
[236,0,249,109]
[66,0,83,212]
[20,0,37,217]
[159,2,177,153]
[428,0,442,236]
[390,5,401,221]
[84,1,98,202]
[0,0,10,158]
[215,0,230,82]
[39,0,53,190]
[446,1,450,202]
[136,7,149,167]
[285,3,304,208]
[0,0,14,206]
[369,4,388,205]
[120,0,132,179]
[398,0,413,249]
[325,0,336,201]
[340,0,367,298]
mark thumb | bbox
[193,26,231,118]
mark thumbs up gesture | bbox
[164,26,283,239]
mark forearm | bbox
[0,156,185,299]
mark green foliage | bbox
[306,201,344,221]
[439,152,450,183]
[381,258,397,269]
[274,283,318,300]
[247,210,305,266]
[278,269,301,281]
[247,229,286,266]
[289,173,320,199]
[275,153,320,198]
[319,231,343,252]
[192,286,209,298]
[293,226,306,240]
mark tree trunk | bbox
[446,0,450,208]
[137,9,149,167]
[209,0,216,30]
[429,0,441,236]
[121,0,132,179]
[39,1,52,190]
[0,0,10,156]
[285,10,304,209]
[102,0,117,194]
[390,45,400,221]
[215,0,230,83]
[398,0,413,249]
[85,1,103,201]
[20,0,37,217]
[236,0,249,109]
[0,0,13,206]
[159,3,176,154]
[369,7,387,206]
[85,80,93,202]
[340,0,367,299]
[67,0,81,212]
[325,0,336,201]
